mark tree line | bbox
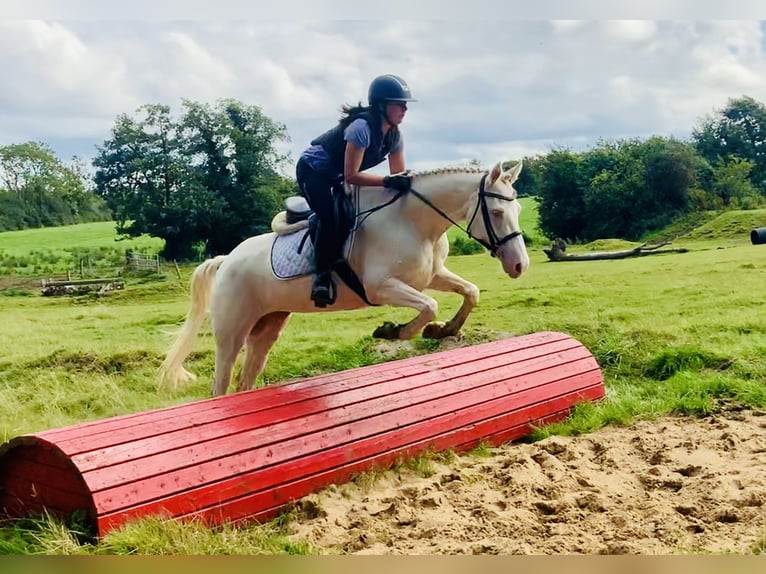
[515,95,766,242]
[2,95,766,257]
[0,142,110,232]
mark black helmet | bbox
[368,74,417,106]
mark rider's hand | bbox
[383,174,412,192]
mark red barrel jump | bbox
[0,331,604,537]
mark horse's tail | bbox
[158,255,227,389]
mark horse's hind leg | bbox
[421,266,480,338]
[212,332,247,397]
[236,312,292,392]
[211,302,256,397]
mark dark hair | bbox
[338,101,370,128]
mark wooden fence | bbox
[125,251,160,273]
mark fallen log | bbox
[544,240,687,262]
[41,278,125,296]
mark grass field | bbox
[0,221,163,277]
[1,204,766,554]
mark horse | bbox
[159,159,530,396]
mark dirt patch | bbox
[286,408,766,554]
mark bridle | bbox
[352,172,523,257]
[407,173,523,257]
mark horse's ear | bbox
[488,161,503,186]
[501,160,523,185]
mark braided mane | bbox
[410,166,488,177]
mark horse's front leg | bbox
[421,267,479,339]
[369,278,439,340]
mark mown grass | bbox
[0,221,163,277]
[1,207,766,554]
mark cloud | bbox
[0,21,133,115]
[1,19,766,175]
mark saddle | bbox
[274,187,376,306]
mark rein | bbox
[352,187,408,229]
[352,172,522,256]
[408,173,523,257]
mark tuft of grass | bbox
[35,349,159,375]
[0,513,316,555]
[751,534,766,555]
[644,346,733,381]
[396,457,435,478]
[468,441,494,458]
[393,449,440,478]
[350,466,390,494]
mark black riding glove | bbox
[383,174,412,192]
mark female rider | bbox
[296,74,416,307]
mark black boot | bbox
[311,219,337,308]
[311,271,335,308]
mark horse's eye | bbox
[491,208,504,217]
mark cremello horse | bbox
[159,160,529,396]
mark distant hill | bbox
[680,209,766,241]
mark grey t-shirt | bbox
[301,118,402,177]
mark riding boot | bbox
[311,220,337,308]
[311,271,335,308]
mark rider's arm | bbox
[344,141,387,187]
[387,145,405,175]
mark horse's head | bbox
[466,160,530,279]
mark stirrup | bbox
[311,275,336,308]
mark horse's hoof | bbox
[422,322,449,339]
[373,321,400,339]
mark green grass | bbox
[0,221,162,255]
[3,208,766,553]
[0,221,163,277]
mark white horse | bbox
[159,160,529,396]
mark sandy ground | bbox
[286,406,766,555]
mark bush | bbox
[450,236,485,255]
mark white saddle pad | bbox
[270,230,315,279]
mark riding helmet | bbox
[368,74,418,106]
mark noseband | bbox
[465,174,523,257]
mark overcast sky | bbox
[3,2,766,176]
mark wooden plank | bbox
[0,471,92,516]
[72,343,592,472]
[45,332,582,450]
[82,354,597,496]
[0,453,93,517]
[97,377,603,531]
[206,384,606,526]
[90,370,600,515]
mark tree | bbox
[580,138,702,240]
[537,149,587,242]
[93,100,293,260]
[537,137,704,242]
[94,104,196,259]
[0,141,106,231]
[692,95,766,193]
[711,156,761,208]
[513,154,543,197]
[180,99,291,256]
